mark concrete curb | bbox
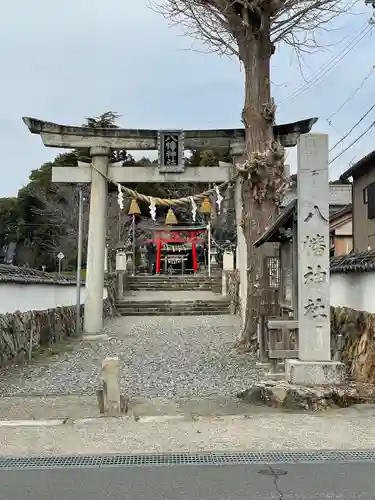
[0,414,192,428]
[82,334,110,341]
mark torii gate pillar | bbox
[84,147,110,333]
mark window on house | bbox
[367,181,375,219]
[363,187,368,204]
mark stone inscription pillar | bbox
[84,146,110,334]
[297,133,331,361]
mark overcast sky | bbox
[0,0,374,197]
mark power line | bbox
[329,102,375,152]
[329,121,375,165]
[327,66,375,122]
[280,24,371,105]
[283,26,370,103]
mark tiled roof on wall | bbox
[330,250,375,273]
[0,265,81,285]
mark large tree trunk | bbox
[237,23,278,349]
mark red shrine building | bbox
[141,224,208,274]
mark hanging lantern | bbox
[199,197,212,214]
[165,208,178,225]
[128,198,141,215]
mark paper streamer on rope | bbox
[214,184,223,214]
[190,196,197,222]
[149,197,156,221]
[117,183,124,210]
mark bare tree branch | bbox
[151,0,356,58]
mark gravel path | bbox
[0,315,262,398]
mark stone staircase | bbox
[117,274,231,316]
[127,275,222,293]
[116,298,230,316]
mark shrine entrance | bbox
[23,115,314,333]
[142,225,208,275]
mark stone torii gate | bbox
[23,117,316,335]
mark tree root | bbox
[234,338,257,354]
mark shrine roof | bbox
[330,250,375,273]
[254,200,297,247]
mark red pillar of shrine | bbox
[156,239,162,274]
[191,239,198,273]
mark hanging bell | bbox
[128,198,141,215]
[199,197,212,214]
[165,208,178,225]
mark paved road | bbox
[1,461,375,499]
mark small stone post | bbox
[101,357,121,417]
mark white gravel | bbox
[0,315,262,398]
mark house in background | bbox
[329,204,353,257]
[341,150,375,251]
[282,173,352,214]
[281,172,353,257]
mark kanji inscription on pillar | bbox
[304,297,327,318]
[303,265,327,284]
[297,133,331,361]
[304,234,326,256]
[158,130,185,173]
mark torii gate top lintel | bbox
[22,116,318,151]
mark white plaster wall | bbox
[0,283,108,315]
[282,184,352,207]
[330,273,375,313]
[335,220,352,236]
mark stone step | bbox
[116,304,229,309]
[128,276,221,281]
[127,279,221,285]
[116,302,229,308]
[128,280,221,287]
[116,298,230,315]
[117,310,230,316]
[116,298,229,303]
[127,285,217,293]
[116,305,230,311]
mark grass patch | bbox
[60,270,87,279]
[31,338,77,362]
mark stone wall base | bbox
[238,380,375,411]
[285,359,345,386]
